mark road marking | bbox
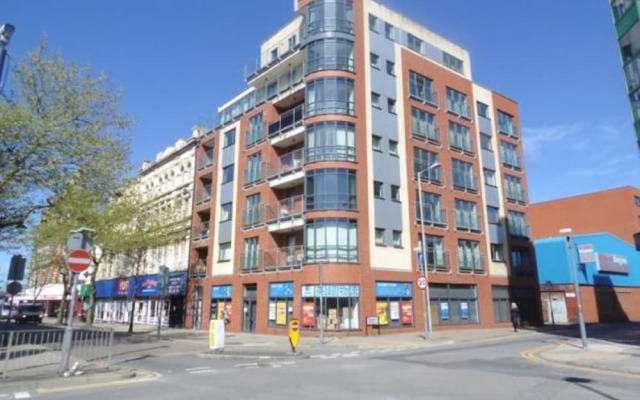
[521,341,640,380]
[14,393,30,400]
[189,369,217,374]
[38,370,162,395]
[279,361,296,365]
[234,362,259,368]
[186,366,211,372]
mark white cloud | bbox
[522,123,584,153]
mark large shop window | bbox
[306,77,355,117]
[305,121,356,163]
[305,218,359,263]
[306,168,357,210]
[306,38,355,73]
[268,282,294,327]
[211,285,233,323]
[301,284,360,330]
[304,0,354,37]
[430,284,479,326]
[374,282,414,327]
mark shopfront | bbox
[210,285,233,323]
[268,282,294,328]
[374,281,414,327]
[301,284,360,330]
[430,284,479,326]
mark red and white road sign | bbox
[416,276,427,289]
[66,249,92,273]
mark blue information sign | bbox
[269,282,294,298]
[211,285,233,299]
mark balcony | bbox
[192,221,211,242]
[457,253,486,275]
[415,204,448,228]
[189,260,208,279]
[420,249,451,273]
[615,0,639,37]
[194,188,212,206]
[505,189,527,205]
[409,88,439,108]
[446,100,472,120]
[414,165,445,187]
[266,148,305,188]
[243,164,265,187]
[508,223,531,239]
[452,174,478,194]
[240,246,304,274]
[242,206,265,229]
[455,211,482,233]
[449,131,475,155]
[412,125,441,145]
[268,104,305,148]
[245,36,302,83]
[265,195,304,233]
[245,124,267,149]
[498,124,519,139]
[196,148,214,171]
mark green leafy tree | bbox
[0,38,131,247]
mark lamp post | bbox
[417,162,440,340]
[559,228,588,349]
[0,23,15,92]
[157,266,169,336]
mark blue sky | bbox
[2,0,639,277]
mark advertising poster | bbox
[390,301,400,320]
[302,302,315,326]
[217,302,226,320]
[209,320,225,351]
[376,301,389,325]
[460,302,469,320]
[224,303,232,323]
[439,302,449,321]
[276,301,287,325]
[268,302,276,321]
[401,301,413,325]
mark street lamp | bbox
[559,228,588,349]
[157,265,169,336]
[417,161,440,340]
[0,23,15,91]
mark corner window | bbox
[369,14,379,32]
[224,129,236,147]
[635,196,640,207]
[219,243,232,262]
[384,23,395,40]
[372,135,382,151]
[374,181,383,198]
[389,140,398,156]
[387,98,396,114]
[370,53,380,69]
[386,60,395,76]
[221,202,233,222]
[491,244,504,262]
[305,218,359,263]
[391,185,400,202]
[483,168,497,187]
[480,133,493,151]
[222,164,234,184]
[375,228,385,246]
[487,206,500,225]
[477,102,489,118]
[392,230,402,247]
[372,92,381,108]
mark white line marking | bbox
[234,362,259,368]
[186,366,211,371]
[14,393,31,400]
[279,361,296,365]
[189,369,217,374]
[272,365,282,368]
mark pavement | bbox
[2,320,639,394]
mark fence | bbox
[0,327,114,380]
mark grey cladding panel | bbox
[222,145,235,167]
[372,108,398,141]
[220,182,234,203]
[479,117,493,135]
[374,198,403,231]
[488,223,504,244]
[484,185,500,207]
[372,150,400,184]
[218,221,233,243]
[481,149,497,170]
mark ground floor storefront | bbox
[94,271,187,328]
[184,268,539,334]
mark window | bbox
[500,141,521,169]
[455,199,480,231]
[306,38,355,73]
[302,284,360,330]
[375,282,413,327]
[369,14,379,32]
[391,185,400,202]
[446,87,470,119]
[418,234,447,270]
[504,174,525,203]
[219,242,232,262]
[448,121,473,153]
[409,71,436,105]
[370,53,380,69]
[507,211,529,237]
[305,169,357,210]
[371,92,381,108]
[477,102,489,118]
[411,107,439,142]
[244,153,263,184]
[267,82,278,99]
[457,240,482,271]
[288,35,297,50]
[242,237,259,271]
[387,98,397,114]
[430,284,479,325]
[443,52,463,73]
[480,133,493,151]
[636,196,640,207]
[392,231,402,247]
[246,113,264,147]
[492,286,510,323]
[374,181,384,198]
[386,60,395,76]
[306,77,355,117]
[483,168,497,187]
[221,202,233,222]
[487,206,500,225]
[384,23,395,40]
[389,140,398,156]
[224,129,236,147]
[372,135,382,151]
[243,194,261,226]
[222,164,234,184]
[452,159,476,191]
[413,147,442,183]
[270,48,279,62]
[305,121,356,163]
[305,218,359,263]
[268,282,294,327]
[416,191,445,225]
[498,110,518,138]
[375,228,385,246]
[407,33,422,53]
[305,0,354,36]
[491,244,504,262]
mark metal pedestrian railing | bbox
[0,327,114,379]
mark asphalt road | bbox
[18,334,639,400]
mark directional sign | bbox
[416,276,427,290]
[66,249,92,273]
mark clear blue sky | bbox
[2,1,639,277]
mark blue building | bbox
[535,233,640,324]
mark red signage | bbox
[597,253,629,274]
[66,249,92,273]
[401,301,413,325]
[302,302,315,326]
[290,319,300,332]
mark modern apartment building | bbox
[187,0,537,334]
[611,0,640,151]
[94,132,199,328]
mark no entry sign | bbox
[66,249,92,273]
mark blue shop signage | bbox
[269,282,294,298]
[211,285,233,299]
[375,281,413,298]
[166,272,187,295]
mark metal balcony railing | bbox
[264,245,304,271]
[192,221,211,241]
[409,86,439,107]
[245,123,267,148]
[508,223,531,238]
[242,206,265,228]
[449,131,475,154]
[446,99,471,119]
[266,148,304,180]
[455,211,482,233]
[194,189,212,206]
[243,163,265,186]
[196,149,214,171]
[415,203,448,228]
[245,37,302,81]
[189,260,208,279]
[457,252,486,274]
[412,125,441,144]
[268,104,304,139]
[505,188,527,205]
[265,195,304,224]
[453,174,478,193]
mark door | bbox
[243,284,257,333]
[550,293,569,324]
[193,286,203,330]
[169,295,184,328]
